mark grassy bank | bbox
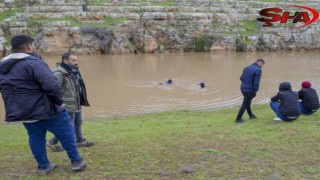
[0,104,320,179]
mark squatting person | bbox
[298,81,319,114]
[270,82,300,121]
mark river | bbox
[0,51,319,122]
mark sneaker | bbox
[77,139,95,147]
[38,162,56,175]
[249,114,257,119]
[72,160,87,171]
[273,117,282,121]
[235,119,245,123]
[46,141,64,152]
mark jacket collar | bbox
[1,53,30,62]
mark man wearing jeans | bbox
[47,52,94,152]
[298,81,319,114]
[0,35,86,175]
[270,82,300,121]
[235,59,265,123]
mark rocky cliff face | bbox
[0,0,320,56]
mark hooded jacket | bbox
[298,88,320,111]
[0,53,63,122]
[240,63,262,92]
[271,82,300,118]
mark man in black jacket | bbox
[0,35,86,175]
[298,81,320,114]
[270,82,300,121]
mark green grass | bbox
[4,34,11,46]
[219,20,259,37]
[238,20,258,36]
[150,0,178,6]
[211,19,219,29]
[28,17,129,28]
[1,104,320,179]
[261,0,281,2]
[87,0,112,5]
[0,8,21,22]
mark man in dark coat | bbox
[298,81,319,114]
[0,35,86,175]
[235,59,265,123]
[270,82,300,121]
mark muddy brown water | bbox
[1,51,320,123]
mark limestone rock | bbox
[0,36,6,56]
[110,34,135,54]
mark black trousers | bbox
[236,92,256,119]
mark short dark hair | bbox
[61,52,74,62]
[11,35,34,52]
[256,59,265,64]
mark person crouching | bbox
[270,82,300,121]
[298,81,320,114]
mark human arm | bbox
[270,93,280,102]
[253,69,261,92]
[27,60,64,106]
[53,71,63,88]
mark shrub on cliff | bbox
[80,26,114,54]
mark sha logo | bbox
[257,5,320,28]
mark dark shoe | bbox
[77,139,95,147]
[46,141,64,152]
[235,119,245,123]
[249,115,257,119]
[72,160,87,171]
[38,162,56,175]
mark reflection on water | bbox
[1,51,320,122]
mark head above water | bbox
[11,35,35,53]
[166,79,172,84]
[301,81,311,88]
[62,52,79,68]
[256,59,265,68]
[199,82,206,88]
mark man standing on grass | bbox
[235,59,265,123]
[0,35,86,175]
[47,52,94,152]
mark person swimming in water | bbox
[198,82,206,88]
[159,79,172,85]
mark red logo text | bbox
[257,5,319,28]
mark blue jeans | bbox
[299,102,317,115]
[23,110,82,169]
[270,102,298,121]
[50,111,84,143]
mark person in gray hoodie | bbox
[270,82,300,121]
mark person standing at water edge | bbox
[47,52,94,152]
[0,35,86,175]
[235,59,265,123]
